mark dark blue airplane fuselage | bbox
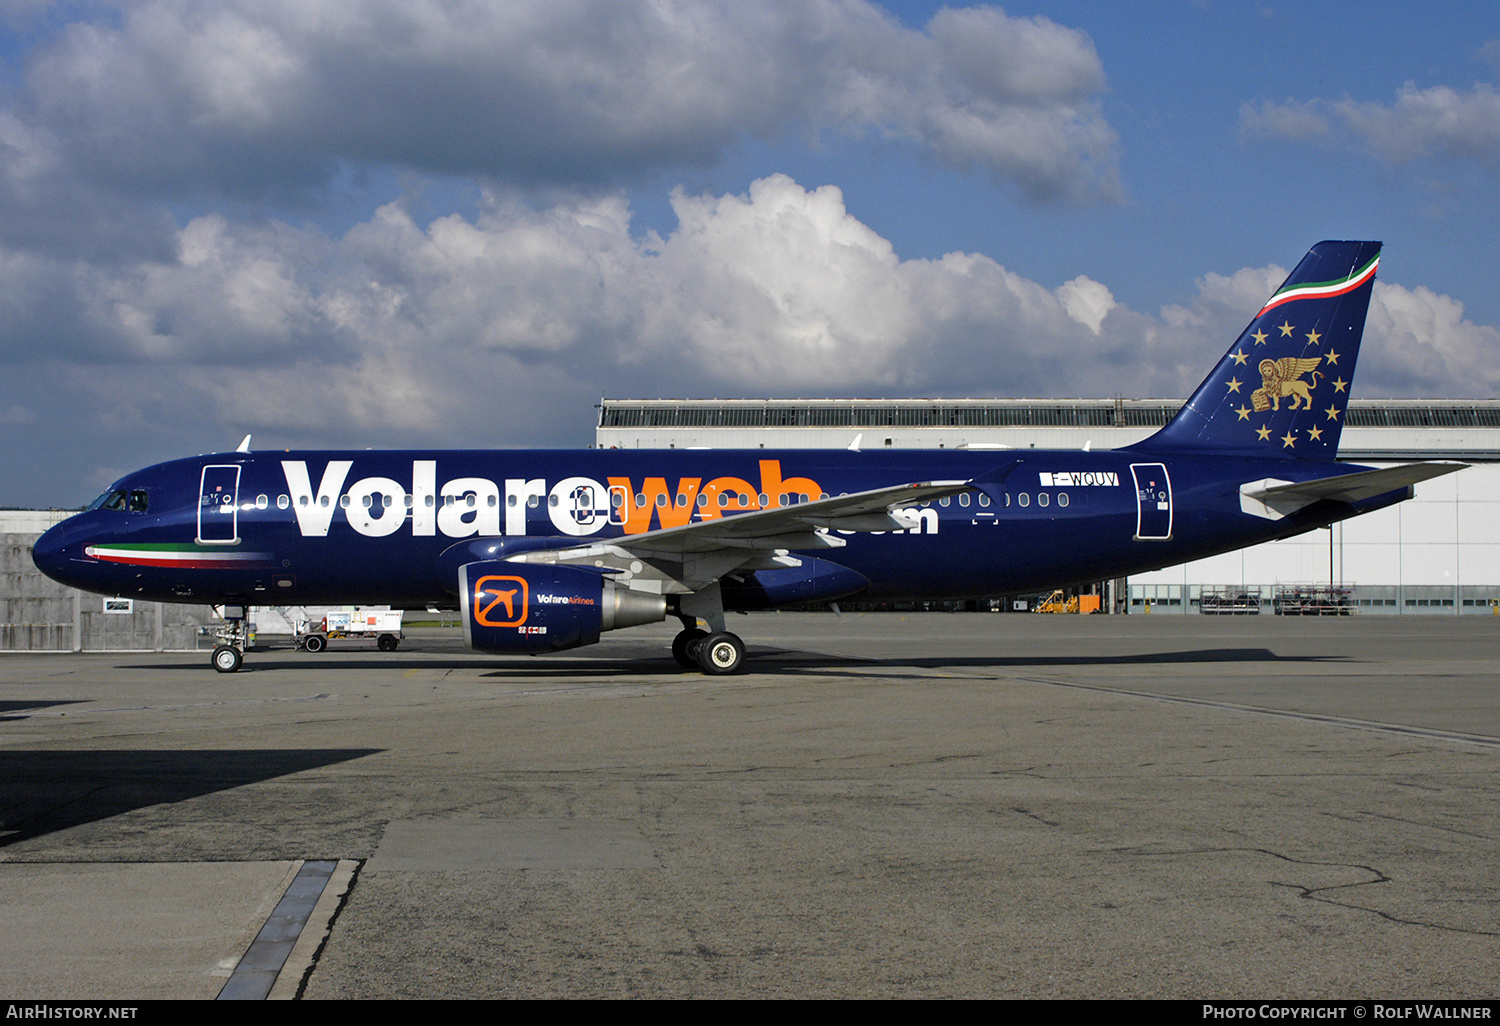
[31,446,1402,608]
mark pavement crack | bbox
[294,859,364,1000]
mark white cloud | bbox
[1,175,1492,473]
[1335,83,1500,164]
[1056,276,1114,335]
[1238,99,1330,141]
[1362,282,1500,396]
[9,0,1120,209]
[1241,83,1500,164]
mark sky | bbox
[2,0,1498,507]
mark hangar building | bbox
[597,397,1500,615]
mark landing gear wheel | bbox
[672,628,709,669]
[697,631,745,675]
[211,645,242,673]
[303,634,326,653]
[378,634,399,652]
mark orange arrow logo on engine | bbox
[475,575,527,627]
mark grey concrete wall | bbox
[1,533,215,652]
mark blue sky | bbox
[1,1,1498,506]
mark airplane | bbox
[32,241,1463,675]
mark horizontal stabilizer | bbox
[1240,462,1465,520]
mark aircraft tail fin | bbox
[1137,240,1381,460]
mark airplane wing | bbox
[1240,462,1465,521]
[506,478,976,592]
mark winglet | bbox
[236,434,252,453]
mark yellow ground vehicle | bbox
[1033,590,1100,614]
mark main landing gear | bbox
[671,583,746,674]
[671,625,746,675]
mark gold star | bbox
[1281,431,1297,448]
[1227,377,1242,393]
[1236,405,1251,421]
[1307,425,1323,441]
[1306,329,1321,345]
[1325,405,1341,420]
[1278,321,1295,337]
[1231,349,1248,365]
[1251,330,1269,346]
[1324,348,1339,365]
[1256,424,1272,441]
[1332,378,1347,393]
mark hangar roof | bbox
[597,398,1500,460]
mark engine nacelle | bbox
[459,561,667,654]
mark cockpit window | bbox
[86,488,148,513]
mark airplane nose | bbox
[32,519,84,587]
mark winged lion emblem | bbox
[1252,357,1323,412]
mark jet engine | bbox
[459,561,666,654]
